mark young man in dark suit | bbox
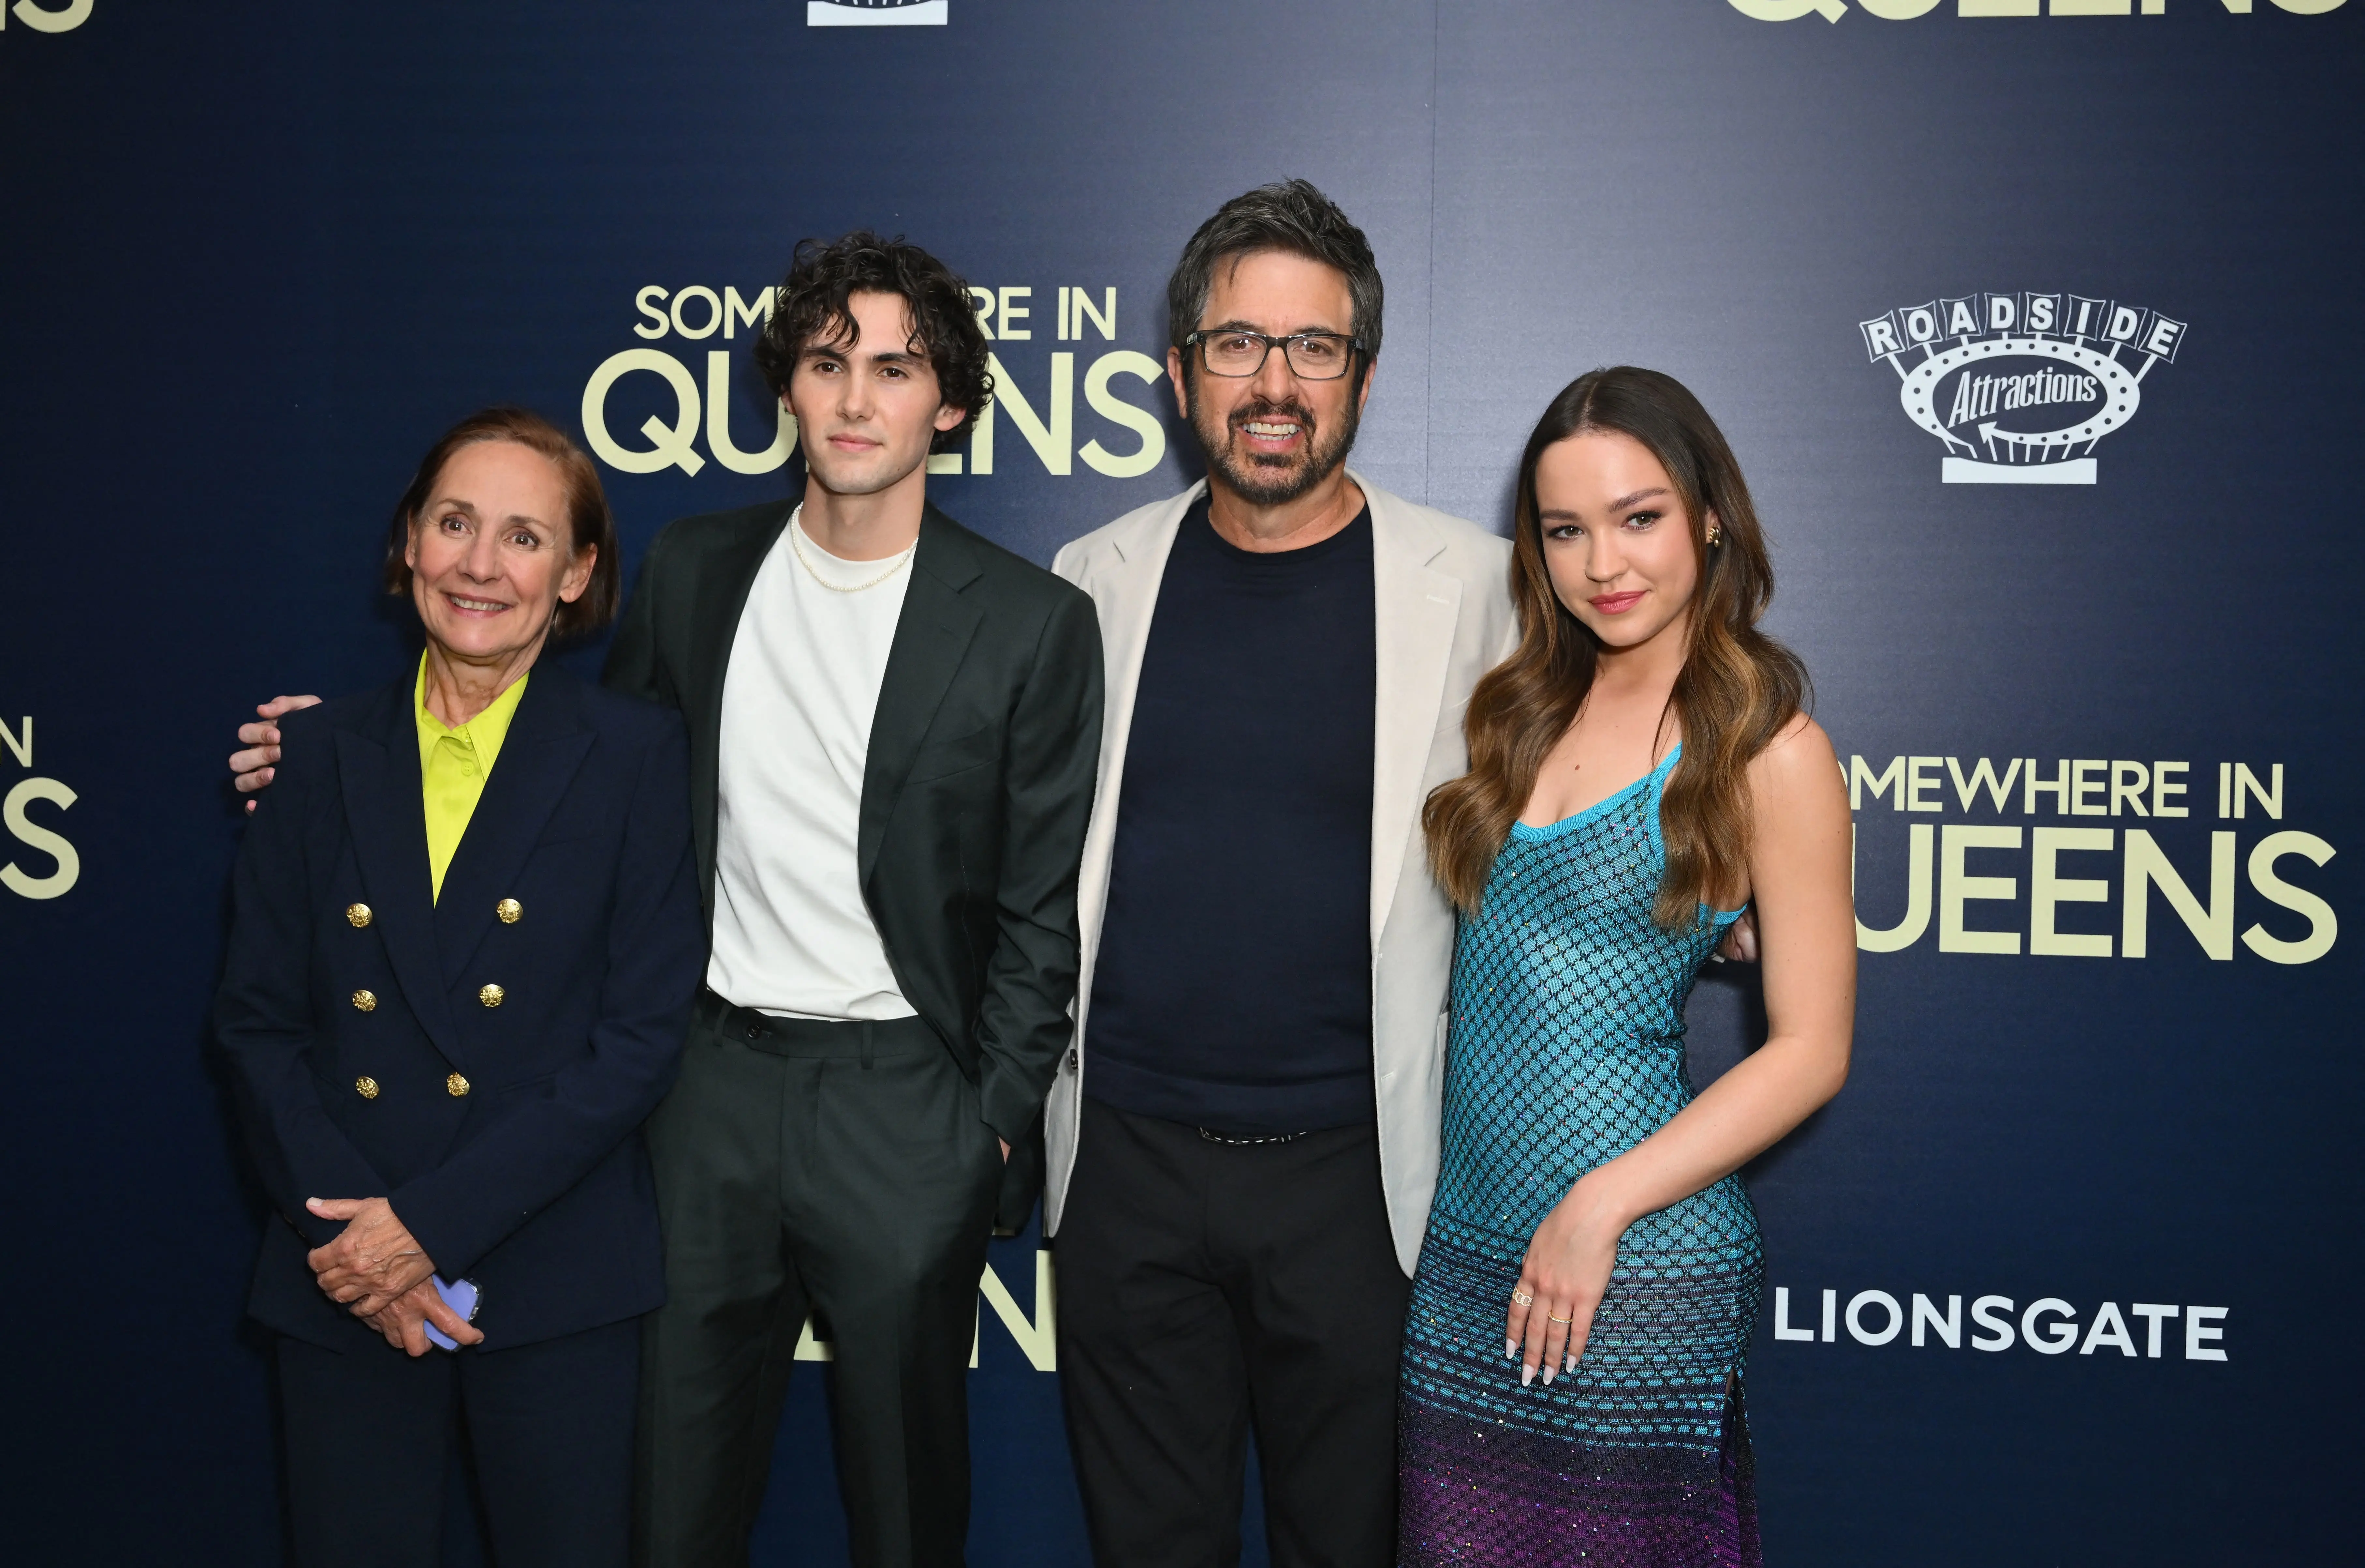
[232,233,1103,1568]
[607,234,1102,1568]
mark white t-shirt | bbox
[705,509,919,1020]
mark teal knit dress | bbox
[1399,749,1761,1567]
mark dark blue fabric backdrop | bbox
[3,2,2358,1562]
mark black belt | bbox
[1195,1126,1309,1147]
[696,987,937,1063]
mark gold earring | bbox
[1705,525,1722,547]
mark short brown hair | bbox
[751,231,993,452]
[1167,180,1383,382]
[380,406,620,641]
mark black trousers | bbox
[276,1317,639,1568]
[638,1002,1003,1568]
[1056,1098,1413,1568]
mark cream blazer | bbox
[1047,473,1519,1274]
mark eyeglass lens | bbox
[1197,331,1353,379]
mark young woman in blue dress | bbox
[1399,367,1856,1565]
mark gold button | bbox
[355,1076,380,1100]
[478,983,505,1008]
[345,903,373,928]
[446,1073,471,1098]
[351,989,378,1013]
[495,898,522,924]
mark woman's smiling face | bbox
[1533,429,1705,656]
[403,438,593,665]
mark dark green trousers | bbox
[637,1000,1003,1568]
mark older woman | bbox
[214,406,704,1567]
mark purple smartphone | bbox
[423,1275,481,1351]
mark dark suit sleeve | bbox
[213,715,392,1250]
[602,527,675,707]
[390,715,704,1279]
[972,588,1105,1142]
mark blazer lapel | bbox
[336,682,462,1062]
[1363,473,1463,947]
[858,507,984,886]
[1067,484,1193,974]
[435,665,596,984]
[686,502,793,913]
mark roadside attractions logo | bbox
[1858,292,2185,484]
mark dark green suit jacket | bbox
[602,499,1103,1222]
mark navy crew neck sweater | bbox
[1083,493,1377,1134]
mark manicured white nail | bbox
[1520,1364,1535,1386]
[1564,1355,1577,1373]
[1506,1340,1519,1359]
[1540,1366,1554,1385]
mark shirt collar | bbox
[415,652,531,773]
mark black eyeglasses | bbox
[1183,329,1364,381]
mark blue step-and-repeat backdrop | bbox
[2,2,2358,1562]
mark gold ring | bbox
[1547,1313,1575,1323]
[1510,1290,1534,1306]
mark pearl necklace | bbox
[789,517,915,593]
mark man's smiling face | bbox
[1170,249,1370,506]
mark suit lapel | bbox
[687,502,794,913]
[859,507,984,886]
[1068,485,1193,973]
[336,681,462,1062]
[435,664,596,984]
[1363,475,1463,946]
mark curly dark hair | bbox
[751,231,993,451]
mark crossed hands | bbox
[305,1196,483,1357]
[1505,1178,1626,1388]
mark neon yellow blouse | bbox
[415,654,529,902]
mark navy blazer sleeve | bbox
[213,709,392,1251]
[391,713,703,1279]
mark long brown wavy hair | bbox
[1424,367,1808,926]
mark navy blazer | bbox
[214,660,704,1351]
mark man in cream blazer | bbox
[1048,473,1514,1248]
[1044,180,1516,1568]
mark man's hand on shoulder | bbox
[230,694,322,813]
[1715,911,1758,964]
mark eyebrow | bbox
[1204,318,1346,338]
[801,341,925,362]
[1535,487,1673,524]
[429,498,547,530]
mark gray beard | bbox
[1192,393,1362,507]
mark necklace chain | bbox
[788,517,915,593]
